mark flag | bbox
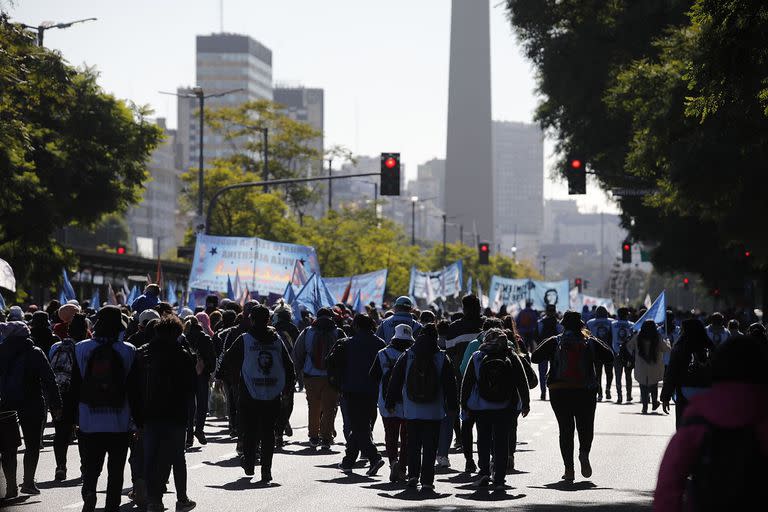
[0,291,5,310]
[282,281,296,305]
[62,268,76,301]
[425,274,436,305]
[107,283,117,306]
[570,287,582,310]
[146,273,153,285]
[127,285,139,305]
[233,270,242,299]
[467,276,472,295]
[58,290,67,305]
[318,277,338,308]
[0,257,16,292]
[239,285,250,307]
[90,288,101,310]
[226,275,235,300]
[291,259,310,288]
[291,274,317,325]
[187,286,196,310]
[644,293,652,309]
[155,258,164,290]
[352,289,365,314]
[166,281,177,304]
[633,291,667,331]
[122,280,130,298]
[492,284,503,313]
[477,280,483,302]
[340,277,353,304]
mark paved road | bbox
[2,392,674,511]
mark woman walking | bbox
[627,320,670,414]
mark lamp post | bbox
[160,87,242,231]
[411,196,418,245]
[20,17,97,46]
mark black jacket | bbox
[660,339,714,403]
[186,324,217,375]
[0,335,61,413]
[327,330,385,396]
[135,338,196,425]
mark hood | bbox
[389,337,412,352]
[413,324,439,355]
[312,316,337,332]
[0,331,34,357]
[684,382,768,428]
[0,321,31,342]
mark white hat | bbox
[392,324,415,342]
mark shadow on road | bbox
[454,489,527,501]
[206,477,281,491]
[376,488,451,501]
[36,476,83,489]
[317,473,377,485]
[529,481,610,492]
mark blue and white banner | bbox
[188,234,320,296]
[408,260,464,301]
[488,277,571,313]
[323,269,388,307]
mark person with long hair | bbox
[627,320,670,414]
[661,319,715,428]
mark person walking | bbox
[627,320,670,414]
[135,315,197,512]
[611,308,635,403]
[184,313,216,448]
[0,321,62,496]
[376,297,423,344]
[532,311,614,482]
[461,328,530,491]
[219,305,296,483]
[586,306,614,401]
[370,323,413,482]
[292,308,345,449]
[536,305,563,401]
[386,324,458,491]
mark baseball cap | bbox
[138,309,161,326]
[394,296,413,309]
[392,323,415,342]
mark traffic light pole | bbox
[205,173,380,234]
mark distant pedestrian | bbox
[626,320,670,414]
[611,308,635,403]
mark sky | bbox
[9,0,615,212]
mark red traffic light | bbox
[116,246,126,255]
[683,277,690,285]
[745,250,751,258]
[570,159,583,170]
[480,244,489,252]
[575,278,582,285]
[623,244,631,251]
[384,157,397,169]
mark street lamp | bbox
[160,87,243,231]
[20,17,97,46]
[511,245,518,262]
[411,196,418,245]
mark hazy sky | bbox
[9,0,615,211]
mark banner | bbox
[409,261,464,301]
[0,258,15,292]
[323,269,388,307]
[188,234,320,296]
[488,277,570,313]
[571,291,616,315]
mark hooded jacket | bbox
[30,311,60,359]
[531,330,614,390]
[369,337,412,384]
[0,327,61,413]
[291,316,345,382]
[135,336,196,425]
[331,330,385,395]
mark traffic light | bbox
[683,277,690,290]
[574,278,583,293]
[567,157,586,195]
[583,279,590,290]
[478,242,490,265]
[621,241,632,263]
[745,249,752,258]
[380,153,400,196]
[116,245,126,255]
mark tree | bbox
[205,99,323,218]
[0,15,163,290]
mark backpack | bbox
[144,345,188,414]
[618,342,635,369]
[406,353,440,403]
[686,349,712,382]
[0,348,30,407]
[311,327,336,371]
[478,354,514,403]
[551,335,595,387]
[540,316,559,339]
[380,350,397,400]
[81,342,127,409]
[684,416,768,511]
[324,338,346,391]
[51,341,75,393]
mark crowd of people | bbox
[0,283,766,511]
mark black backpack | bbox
[81,342,127,409]
[51,341,76,393]
[478,354,514,403]
[406,352,440,403]
[144,345,188,414]
[684,416,768,511]
[325,338,346,391]
[686,349,713,382]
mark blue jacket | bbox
[376,312,422,344]
[130,292,159,314]
[339,331,385,395]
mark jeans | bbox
[187,373,210,436]
[614,362,633,399]
[538,361,549,397]
[79,432,130,511]
[406,419,440,486]
[437,410,456,457]
[341,393,380,466]
[594,361,613,397]
[240,396,280,473]
[549,389,597,470]
[639,384,659,409]
[276,390,294,437]
[304,376,338,441]
[17,407,45,486]
[144,421,187,505]
[382,417,407,468]
[476,409,511,483]
[225,381,239,434]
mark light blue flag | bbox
[318,276,337,308]
[90,288,100,310]
[126,286,139,305]
[226,275,235,300]
[187,287,196,310]
[58,290,67,304]
[0,291,5,311]
[282,281,296,304]
[352,289,365,314]
[292,274,318,325]
[166,281,177,304]
[467,276,473,295]
[62,268,76,301]
[633,291,667,331]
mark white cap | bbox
[392,324,415,342]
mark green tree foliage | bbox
[0,15,162,289]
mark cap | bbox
[94,305,128,332]
[138,309,161,325]
[58,303,81,324]
[394,296,413,309]
[392,323,415,342]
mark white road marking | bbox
[63,501,83,509]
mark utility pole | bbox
[541,255,547,280]
[20,18,97,47]
[442,214,447,267]
[327,158,333,211]
[262,128,269,192]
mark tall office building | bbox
[493,121,544,259]
[444,0,494,245]
[274,85,324,166]
[177,33,273,171]
[413,158,446,212]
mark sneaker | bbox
[606,390,612,400]
[284,424,293,437]
[493,481,506,492]
[176,498,197,511]
[19,482,40,495]
[453,439,463,450]
[194,430,207,445]
[320,439,332,450]
[476,474,490,488]
[55,467,67,481]
[579,453,593,478]
[338,462,354,473]
[309,437,320,448]
[642,406,648,415]
[435,455,450,468]
[597,393,603,402]
[3,486,18,500]
[407,477,418,488]
[627,395,634,402]
[562,468,575,482]
[652,401,661,412]
[82,491,97,512]
[464,459,477,474]
[366,458,385,477]
[616,394,623,404]
[388,461,400,482]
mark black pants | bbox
[276,391,294,436]
[508,410,520,456]
[53,420,74,470]
[187,374,210,436]
[406,419,440,486]
[342,393,380,466]
[225,382,239,434]
[17,407,45,486]
[239,395,280,473]
[476,409,511,483]
[614,362,633,399]
[461,415,476,463]
[144,421,187,505]
[639,384,659,409]
[594,362,613,396]
[549,389,597,470]
[538,362,549,397]
[79,432,130,511]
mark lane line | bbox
[63,501,83,509]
